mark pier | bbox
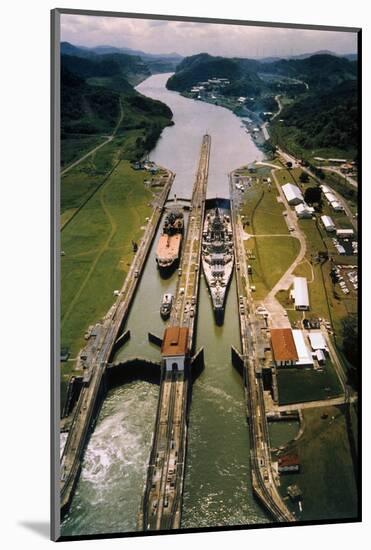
[140,134,211,531]
[60,169,174,516]
[229,173,295,523]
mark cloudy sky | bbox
[61,14,358,58]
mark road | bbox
[319,166,358,189]
[272,394,357,413]
[60,99,124,176]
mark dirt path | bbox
[262,169,307,327]
[61,99,124,176]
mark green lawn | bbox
[274,405,358,522]
[242,182,289,235]
[61,160,154,382]
[277,357,342,405]
[61,131,146,228]
[61,135,107,168]
[245,236,300,300]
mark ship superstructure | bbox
[201,206,234,324]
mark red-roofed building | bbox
[270,328,298,367]
[161,327,189,372]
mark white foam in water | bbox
[61,381,159,535]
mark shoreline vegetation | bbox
[166,52,358,170]
[60,50,176,405]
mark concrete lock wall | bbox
[231,345,244,376]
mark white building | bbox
[161,326,189,372]
[292,330,314,366]
[295,203,315,218]
[293,277,309,310]
[321,215,336,232]
[282,183,304,205]
[271,328,314,367]
[336,229,354,238]
[308,331,328,352]
[320,184,331,194]
[324,191,337,204]
[331,200,344,212]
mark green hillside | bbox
[270,80,358,158]
[61,55,173,167]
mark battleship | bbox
[155,210,184,275]
[201,205,234,324]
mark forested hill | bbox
[166,52,357,94]
[61,53,173,165]
[272,80,358,153]
[261,54,357,90]
[61,41,182,77]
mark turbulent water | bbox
[62,73,268,537]
[61,382,159,536]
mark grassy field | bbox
[61,131,146,228]
[241,181,289,235]
[245,237,300,300]
[61,160,155,401]
[274,405,358,522]
[276,358,343,405]
[240,178,300,300]
[61,135,107,168]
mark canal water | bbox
[61,73,268,536]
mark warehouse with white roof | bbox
[295,203,315,218]
[282,183,304,205]
[292,276,309,310]
[321,215,336,232]
[308,331,328,351]
[292,330,314,366]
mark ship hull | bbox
[202,258,233,325]
[156,256,179,278]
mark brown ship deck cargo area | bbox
[156,233,182,261]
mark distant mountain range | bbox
[258,50,357,63]
[60,42,183,73]
[166,52,357,93]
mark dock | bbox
[60,170,175,516]
[229,173,295,523]
[140,134,211,531]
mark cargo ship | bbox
[156,210,184,275]
[201,206,234,324]
[160,293,173,319]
